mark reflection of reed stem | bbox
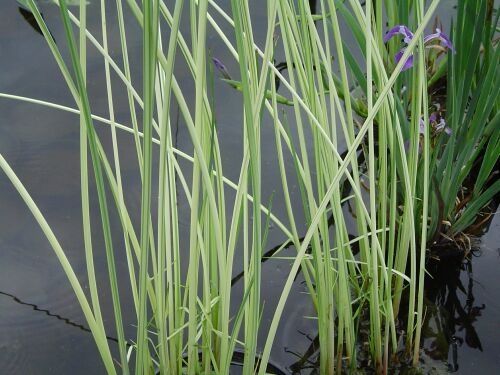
[0,290,126,346]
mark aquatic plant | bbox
[425,0,499,243]
[0,0,497,374]
[383,24,454,71]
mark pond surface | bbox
[0,1,498,374]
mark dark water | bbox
[418,219,500,374]
[0,1,498,374]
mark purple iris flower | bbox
[436,118,452,135]
[383,25,414,44]
[212,57,232,80]
[384,26,455,70]
[419,112,452,135]
[395,49,415,71]
[424,28,455,52]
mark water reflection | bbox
[423,252,485,372]
[286,331,320,374]
[18,7,44,37]
[273,246,492,374]
[17,5,56,41]
[0,289,122,345]
[309,0,317,14]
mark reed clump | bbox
[0,0,497,374]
